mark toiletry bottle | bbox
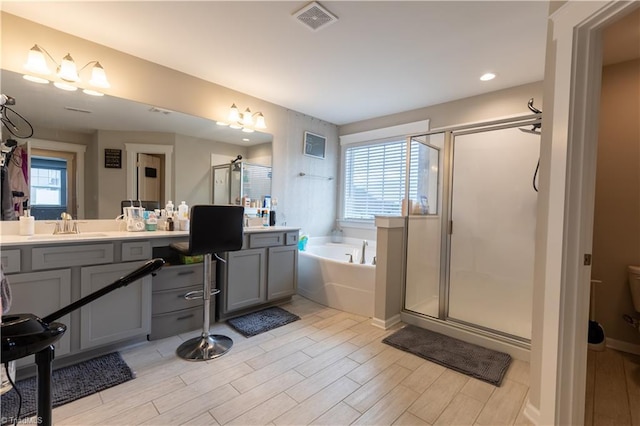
[178,201,189,220]
[165,200,174,216]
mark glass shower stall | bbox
[403,115,541,342]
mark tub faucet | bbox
[360,240,368,264]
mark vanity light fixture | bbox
[23,44,111,96]
[217,103,267,133]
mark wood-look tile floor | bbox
[585,347,640,426]
[46,296,533,425]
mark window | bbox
[343,139,409,220]
[30,157,67,206]
[340,120,432,222]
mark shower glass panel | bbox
[447,125,539,339]
[404,133,444,318]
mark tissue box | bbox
[179,254,203,264]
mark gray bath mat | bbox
[382,325,511,386]
[1,352,135,421]
[227,306,300,337]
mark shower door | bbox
[404,133,444,318]
[447,125,539,339]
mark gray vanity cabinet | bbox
[79,261,152,350]
[218,230,298,320]
[5,269,72,367]
[224,248,267,313]
[267,245,298,300]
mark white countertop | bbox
[0,221,299,247]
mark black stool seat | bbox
[170,205,244,361]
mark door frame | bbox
[526,1,639,425]
[124,143,173,203]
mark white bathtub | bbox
[298,237,376,317]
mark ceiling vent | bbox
[293,2,338,32]
[149,106,172,115]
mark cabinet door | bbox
[79,261,151,350]
[267,245,298,300]
[224,248,266,313]
[6,269,72,366]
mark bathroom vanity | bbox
[0,224,299,371]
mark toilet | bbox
[629,265,640,313]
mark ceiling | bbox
[2,1,551,127]
[3,1,638,144]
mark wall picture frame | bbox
[303,131,326,159]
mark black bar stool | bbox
[170,205,244,361]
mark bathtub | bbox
[298,237,376,317]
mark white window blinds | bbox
[344,139,412,219]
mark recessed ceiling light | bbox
[480,72,496,81]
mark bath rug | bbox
[382,325,511,386]
[227,306,300,337]
[1,352,135,421]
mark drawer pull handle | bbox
[183,289,220,300]
[177,270,195,276]
[176,314,195,320]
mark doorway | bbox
[136,153,163,203]
[124,143,173,205]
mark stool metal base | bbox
[176,334,233,361]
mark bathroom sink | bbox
[27,233,108,241]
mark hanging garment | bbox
[1,164,15,220]
[7,145,28,218]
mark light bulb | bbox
[58,53,79,82]
[89,62,110,88]
[255,113,266,129]
[242,108,253,126]
[24,45,51,75]
[228,104,240,122]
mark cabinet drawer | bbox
[152,284,206,315]
[285,232,299,246]
[249,232,284,248]
[153,263,210,291]
[122,241,151,262]
[32,243,114,270]
[1,249,21,273]
[149,306,207,340]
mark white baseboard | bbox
[371,314,401,330]
[523,401,541,425]
[606,337,640,355]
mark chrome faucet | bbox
[360,240,368,264]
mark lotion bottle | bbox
[165,200,174,216]
[178,201,189,220]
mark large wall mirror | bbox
[1,69,272,220]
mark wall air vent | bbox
[149,106,172,115]
[64,106,92,114]
[293,2,338,32]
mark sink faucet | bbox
[53,212,79,234]
[360,240,368,264]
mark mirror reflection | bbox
[0,69,272,220]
